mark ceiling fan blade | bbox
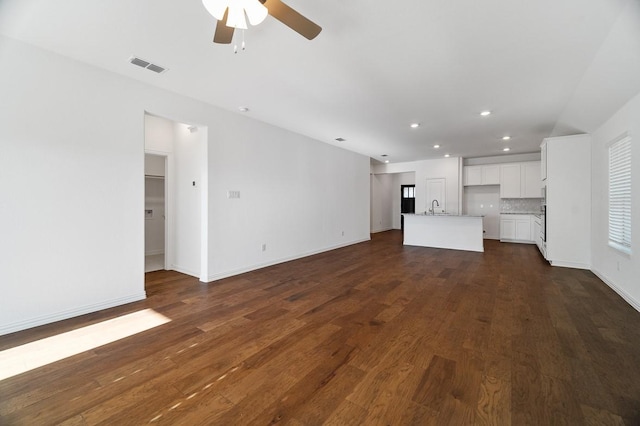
[213,8,234,44]
[261,0,322,40]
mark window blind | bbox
[608,134,632,254]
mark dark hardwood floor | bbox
[2,231,640,425]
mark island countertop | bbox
[402,213,484,252]
[405,213,484,218]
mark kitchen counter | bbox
[403,214,484,252]
[500,212,541,215]
[412,213,483,218]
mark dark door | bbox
[400,185,416,230]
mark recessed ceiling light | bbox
[384,160,390,163]
[433,144,440,149]
[503,147,510,152]
[410,123,420,128]
[444,154,451,158]
[480,111,491,116]
[381,154,388,157]
[335,137,346,142]
[238,106,249,112]
[502,136,511,140]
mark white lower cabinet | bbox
[500,218,516,240]
[500,214,535,244]
[515,219,531,241]
[533,216,542,252]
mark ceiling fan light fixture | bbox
[226,5,248,29]
[202,0,228,20]
[204,0,268,29]
[243,0,268,25]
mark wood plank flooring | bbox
[2,230,640,425]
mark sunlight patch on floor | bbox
[0,308,171,381]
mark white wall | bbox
[0,37,148,335]
[0,36,370,335]
[463,186,500,239]
[591,92,640,311]
[370,173,394,232]
[373,157,462,216]
[172,122,206,278]
[206,119,369,280]
[144,154,165,177]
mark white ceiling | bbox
[1,0,638,163]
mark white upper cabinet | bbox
[500,164,521,197]
[464,165,483,186]
[464,164,501,186]
[499,161,541,198]
[521,162,541,198]
[482,165,500,185]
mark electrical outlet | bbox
[227,190,240,199]
[262,243,267,252]
[341,231,344,236]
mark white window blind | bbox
[608,134,632,254]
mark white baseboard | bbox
[371,227,393,234]
[171,265,200,279]
[549,260,591,270]
[592,269,640,312]
[207,238,370,282]
[145,250,164,256]
[500,239,535,244]
[0,292,147,336]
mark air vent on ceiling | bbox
[129,56,168,74]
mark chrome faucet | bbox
[431,199,440,215]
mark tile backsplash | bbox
[500,198,543,214]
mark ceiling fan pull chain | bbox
[233,30,246,54]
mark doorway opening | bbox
[143,112,209,283]
[400,184,415,230]
[145,154,166,272]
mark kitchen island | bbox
[403,213,484,252]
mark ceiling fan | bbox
[202,0,322,44]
